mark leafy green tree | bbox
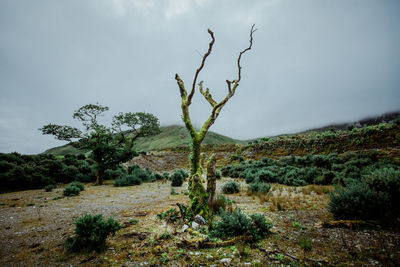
[40,103,160,185]
[175,25,256,217]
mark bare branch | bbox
[236,24,257,83]
[199,81,217,107]
[175,74,187,98]
[188,29,215,104]
[226,80,232,94]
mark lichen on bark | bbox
[175,25,256,218]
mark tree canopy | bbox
[40,103,160,184]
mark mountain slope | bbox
[42,125,245,155]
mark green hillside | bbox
[42,125,245,155]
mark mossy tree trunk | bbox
[175,25,256,218]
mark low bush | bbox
[63,185,81,196]
[222,181,240,194]
[209,209,272,241]
[248,181,271,194]
[329,168,400,220]
[113,165,160,186]
[64,214,121,252]
[113,174,142,186]
[153,173,163,181]
[70,181,84,191]
[171,171,184,187]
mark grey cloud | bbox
[0,0,399,153]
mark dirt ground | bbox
[1,178,399,266]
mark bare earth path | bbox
[0,180,179,266]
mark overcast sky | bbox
[1,0,399,154]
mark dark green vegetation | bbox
[63,181,85,196]
[222,180,240,194]
[0,153,96,192]
[329,167,400,220]
[40,103,160,185]
[43,125,245,156]
[222,146,400,221]
[113,164,164,186]
[64,214,121,252]
[171,169,189,187]
[248,181,271,194]
[209,209,272,241]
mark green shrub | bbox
[75,173,93,183]
[215,170,222,179]
[153,173,163,181]
[245,169,257,184]
[329,168,400,220]
[113,165,157,186]
[248,181,271,194]
[63,185,81,196]
[113,174,142,186]
[209,209,272,241]
[104,168,126,180]
[222,181,240,194]
[328,181,388,220]
[70,181,84,191]
[64,214,121,252]
[128,164,141,174]
[171,171,184,187]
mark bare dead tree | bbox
[175,25,256,217]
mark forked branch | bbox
[198,24,257,140]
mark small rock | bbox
[206,254,213,259]
[210,265,218,267]
[191,221,200,230]
[189,251,194,255]
[220,258,232,264]
[195,214,207,225]
[195,252,201,256]
[161,223,167,228]
[182,224,189,232]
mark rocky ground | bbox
[1,178,399,266]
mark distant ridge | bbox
[295,110,400,135]
[43,111,400,155]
